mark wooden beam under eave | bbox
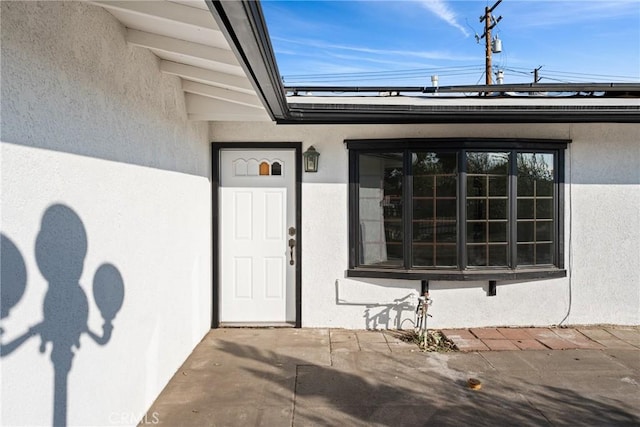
[160,61,255,94]
[92,1,219,31]
[126,29,242,71]
[182,80,263,109]
[185,93,269,121]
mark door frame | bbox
[211,142,302,328]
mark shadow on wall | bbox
[335,280,416,330]
[1,204,125,427]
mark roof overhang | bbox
[209,0,640,124]
[93,0,270,122]
[205,0,288,121]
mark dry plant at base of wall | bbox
[392,330,458,352]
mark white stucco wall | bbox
[1,2,211,426]
[210,121,640,330]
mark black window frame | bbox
[347,138,568,281]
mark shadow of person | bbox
[0,204,125,427]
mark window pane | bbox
[518,153,554,191]
[382,198,402,218]
[489,176,508,196]
[517,199,535,219]
[489,222,508,242]
[467,152,509,174]
[384,222,402,241]
[259,161,270,176]
[518,221,535,242]
[413,176,434,197]
[386,241,403,262]
[517,244,535,265]
[488,199,508,219]
[516,152,556,267]
[517,242,554,266]
[537,180,553,197]
[466,152,510,267]
[412,151,457,267]
[413,245,434,267]
[435,221,457,243]
[467,199,486,220]
[467,245,487,266]
[536,199,553,219]
[436,175,457,197]
[489,245,508,266]
[518,175,534,197]
[536,221,553,242]
[467,222,486,243]
[467,176,486,196]
[435,245,457,267]
[437,199,457,218]
[537,244,553,264]
[413,221,433,242]
[358,153,403,266]
[413,152,457,175]
[413,199,433,219]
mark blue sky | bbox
[261,0,640,87]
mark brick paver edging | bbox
[441,327,640,352]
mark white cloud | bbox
[272,36,478,62]
[419,0,470,37]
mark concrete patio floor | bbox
[141,327,639,426]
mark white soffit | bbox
[92,0,268,122]
[185,93,270,121]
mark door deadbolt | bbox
[288,227,296,236]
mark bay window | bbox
[348,139,567,280]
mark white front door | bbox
[219,149,296,324]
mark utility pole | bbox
[479,0,502,85]
[533,66,543,83]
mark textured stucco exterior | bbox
[1,1,639,425]
[1,2,211,426]
[210,121,640,330]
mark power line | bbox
[284,67,637,85]
[283,65,484,80]
[541,69,640,80]
[503,66,638,81]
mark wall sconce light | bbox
[303,146,320,173]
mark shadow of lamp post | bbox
[1,205,125,427]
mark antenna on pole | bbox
[479,0,503,86]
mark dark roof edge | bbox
[283,107,640,124]
[206,0,288,120]
[285,83,640,94]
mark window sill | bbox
[346,267,566,281]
